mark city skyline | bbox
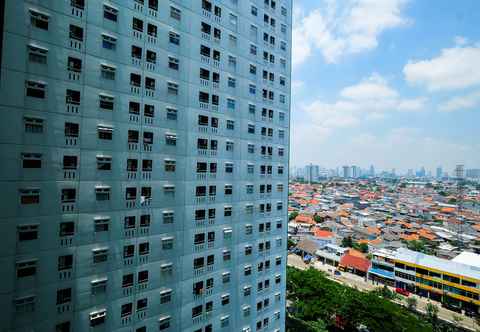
[290,0,480,172]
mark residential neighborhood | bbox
[288,179,480,318]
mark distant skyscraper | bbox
[436,166,443,179]
[305,164,320,183]
[407,169,414,178]
[369,165,375,177]
[342,165,352,178]
[455,164,465,179]
[351,165,360,178]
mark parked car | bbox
[334,270,341,276]
[395,288,410,296]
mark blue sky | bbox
[290,0,480,174]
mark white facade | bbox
[0,0,291,331]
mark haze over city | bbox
[290,0,480,172]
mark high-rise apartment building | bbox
[0,0,291,331]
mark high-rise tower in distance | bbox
[0,0,291,331]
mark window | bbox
[226,141,234,151]
[160,289,172,303]
[249,84,256,95]
[17,224,38,241]
[17,260,37,278]
[91,278,107,295]
[121,274,134,289]
[159,316,171,330]
[30,9,49,30]
[248,124,255,134]
[251,6,258,16]
[225,163,234,173]
[164,159,176,172]
[103,4,118,21]
[228,55,236,68]
[94,217,110,232]
[221,294,230,306]
[165,133,177,145]
[167,82,178,95]
[59,222,74,237]
[69,24,83,41]
[222,272,230,284]
[26,80,46,99]
[133,17,144,32]
[170,6,181,20]
[97,125,113,140]
[15,295,36,313]
[93,248,109,263]
[28,44,47,64]
[56,288,72,305]
[168,56,179,70]
[20,188,40,205]
[226,120,235,130]
[21,152,42,169]
[95,186,111,201]
[169,31,180,45]
[99,94,114,110]
[90,310,106,327]
[102,34,116,50]
[166,107,178,120]
[250,44,257,55]
[101,64,116,80]
[24,117,44,133]
[162,237,174,250]
[57,255,73,272]
[250,64,257,75]
[228,77,236,88]
[65,122,79,138]
[163,211,174,224]
[227,98,235,110]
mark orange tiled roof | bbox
[339,254,371,273]
[400,233,420,241]
[441,207,456,214]
[295,214,315,225]
[347,248,366,258]
[418,229,436,241]
[313,229,334,238]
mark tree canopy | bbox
[287,267,433,332]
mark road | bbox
[287,254,479,331]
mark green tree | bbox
[313,214,322,223]
[355,242,369,253]
[407,240,427,253]
[341,236,354,248]
[286,267,433,332]
[289,211,299,221]
[288,239,296,250]
[406,297,417,312]
[426,303,439,331]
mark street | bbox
[287,254,479,331]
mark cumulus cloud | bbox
[439,90,480,112]
[293,0,410,65]
[302,73,426,130]
[403,43,480,91]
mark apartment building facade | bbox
[0,0,291,331]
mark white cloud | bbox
[293,0,410,65]
[403,44,480,91]
[303,74,425,129]
[340,73,398,100]
[439,90,480,112]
